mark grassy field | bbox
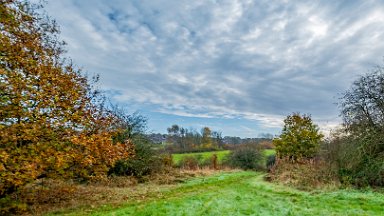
[172,149,276,164]
[55,171,384,216]
[172,150,230,164]
[264,149,275,156]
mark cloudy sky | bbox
[43,0,384,137]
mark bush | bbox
[322,130,384,187]
[266,154,276,170]
[226,145,264,170]
[0,196,27,216]
[268,158,339,190]
[178,156,200,170]
[109,136,164,178]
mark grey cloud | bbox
[45,0,384,129]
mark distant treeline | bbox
[147,124,273,153]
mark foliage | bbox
[109,104,147,144]
[165,124,222,153]
[109,134,173,179]
[201,127,213,148]
[336,66,384,186]
[268,158,339,190]
[226,145,265,170]
[178,156,200,170]
[0,0,133,197]
[323,128,384,187]
[259,140,274,149]
[273,113,323,160]
[266,154,276,170]
[109,135,165,178]
[340,66,384,131]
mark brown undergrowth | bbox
[2,168,228,216]
[267,157,340,190]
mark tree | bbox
[109,104,147,144]
[201,127,212,148]
[212,131,223,149]
[0,0,133,196]
[341,66,384,132]
[273,113,323,160]
[338,66,384,186]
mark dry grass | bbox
[6,168,230,215]
[267,157,340,190]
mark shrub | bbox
[178,156,199,170]
[268,158,339,190]
[226,145,264,170]
[266,154,276,170]
[109,136,163,178]
[259,141,274,149]
[0,196,27,216]
[322,130,384,187]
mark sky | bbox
[42,0,384,137]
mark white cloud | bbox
[45,0,384,131]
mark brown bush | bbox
[268,157,340,190]
[179,156,199,170]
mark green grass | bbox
[172,150,230,164]
[264,149,275,156]
[57,171,384,216]
[172,149,276,165]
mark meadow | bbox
[52,171,384,216]
[172,149,275,165]
[172,150,231,164]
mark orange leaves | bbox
[70,132,134,170]
[1,0,136,196]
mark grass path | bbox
[60,171,384,216]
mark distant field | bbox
[62,171,384,215]
[172,150,230,164]
[264,149,275,156]
[172,149,276,165]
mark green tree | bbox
[273,113,323,160]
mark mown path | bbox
[60,171,384,216]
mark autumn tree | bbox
[273,113,323,160]
[0,0,132,196]
[201,127,213,148]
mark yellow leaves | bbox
[1,0,137,196]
